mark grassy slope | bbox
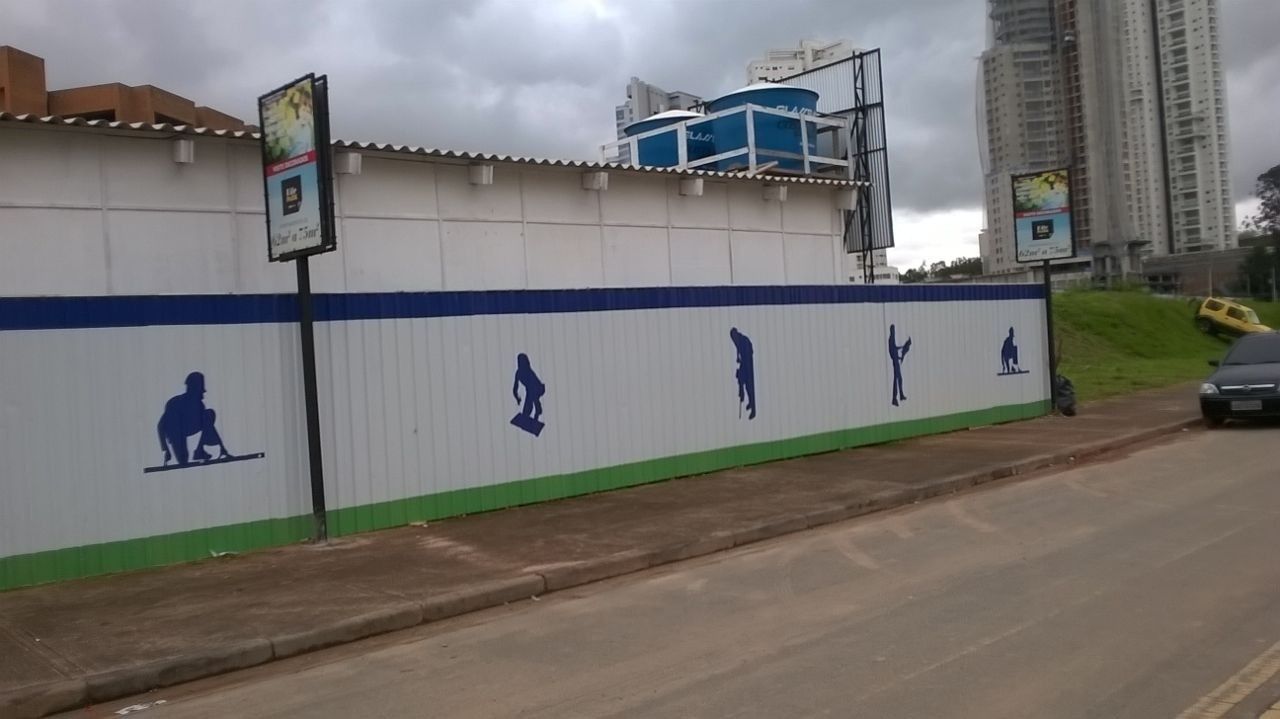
[1053,291,1236,401]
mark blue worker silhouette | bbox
[888,324,912,406]
[730,328,756,420]
[1001,327,1021,374]
[157,372,231,466]
[511,353,546,436]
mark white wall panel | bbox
[103,136,231,210]
[107,211,236,294]
[601,174,668,227]
[231,144,265,213]
[603,226,670,287]
[668,180,730,229]
[728,182,783,231]
[783,233,837,284]
[0,130,102,206]
[435,164,522,221]
[670,229,732,285]
[526,223,604,289]
[0,208,107,296]
[782,186,837,235]
[730,231,786,285]
[440,221,526,290]
[522,170,601,225]
[338,158,437,219]
[341,217,443,292]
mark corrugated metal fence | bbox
[0,284,1048,589]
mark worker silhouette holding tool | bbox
[511,353,546,436]
[1001,327,1021,374]
[730,328,756,420]
[157,372,232,466]
[888,324,912,407]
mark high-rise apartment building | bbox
[1149,0,1234,254]
[978,0,1234,277]
[746,40,856,83]
[612,77,701,163]
[977,0,1076,273]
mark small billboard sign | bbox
[1012,168,1076,263]
[258,74,335,262]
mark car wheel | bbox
[1203,415,1225,429]
[1195,317,1215,335]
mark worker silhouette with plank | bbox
[730,328,756,420]
[888,324,912,407]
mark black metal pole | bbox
[1043,259,1058,413]
[296,256,328,541]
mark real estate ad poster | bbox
[259,75,333,261]
[1012,168,1076,263]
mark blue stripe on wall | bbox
[0,284,1045,331]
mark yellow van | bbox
[1195,297,1271,336]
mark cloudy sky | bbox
[3,0,1277,268]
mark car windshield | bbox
[1223,335,1280,365]
[1246,309,1262,324]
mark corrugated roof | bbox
[0,111,865,187]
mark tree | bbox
[945,256,984,277]
[1253,165,1280,236]
[1238,236,1280,299]
[901,264,929,284]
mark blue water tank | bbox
[621,110,714,167]
[706,83,819,172]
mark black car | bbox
[1200,332,1280,427]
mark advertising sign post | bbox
[259,74,335,540]
[1012,168,1076,412]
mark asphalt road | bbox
[78,425,1280,719]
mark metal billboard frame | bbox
[779,49,896,282]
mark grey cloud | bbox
[1,0,1276,215]
[1222,0,1280,202]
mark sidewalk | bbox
[0,384,1200,717]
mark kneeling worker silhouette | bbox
[1001,327,1021,374]
[511,353,546,437]
[158,372,232,466]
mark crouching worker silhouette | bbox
[1001,327,1021,374]
[158,372,232,466]
[511,353,546,437]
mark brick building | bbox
[0,45,247,130]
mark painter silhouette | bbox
[888,324,912,406]
[730,327,756,420]
[999,327,1029,375]
[147,372,263,474]
[511,353,546,437]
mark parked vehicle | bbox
[1199,332,1280,427]
[1195,297,1271,336]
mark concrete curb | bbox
[0,679,87,719]
[271,603,424,660]
[421,575,546,622]
[6,415,1200,718]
